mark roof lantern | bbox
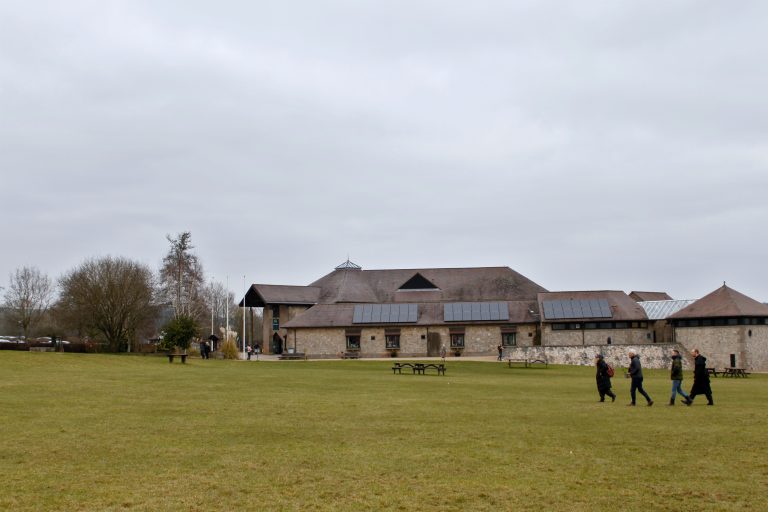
[334,259,362,270]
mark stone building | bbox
[538,290,653,346]
[669,284,768,371]
[243,261,547,357]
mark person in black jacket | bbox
[688,349,714,405]
[669,349,691,406]
[627,350,654,406]
[594,354,616,402]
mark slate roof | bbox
[282,300,540,328]
[239,284,321,307]
[638,299,697,320]
[537,291,648,322]
[669,285,768,319]
[629,291,673,302]
[308,266,548,304]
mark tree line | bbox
[0,232,261,352]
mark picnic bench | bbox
[507,358,548,369]
[392,362,446,376]
[706,367,720,377]
[167,353,188,363]
[721,367,750,378]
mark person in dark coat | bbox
[688,349,714,405]
[594,354,616,402]
[497,344,503,361]
[669,349,691,406]
[627,350,654,406]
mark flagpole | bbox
[225,275,229,350]
[242,274,247,359]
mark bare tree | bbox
[160,232,205,319]
[3,266,55,340]
[58,256,156,352]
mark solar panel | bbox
[443,302,509,322]
[352,304,419,324]
[542,299,613,320]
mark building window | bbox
[271,305,280,318]
[450,333,465,348]
[346,335,361,351]
[501,332,517,346]
[614,322,629,329]
[385,335,400,349]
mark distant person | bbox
[440,344,447,361]
[594,354,616,402]
[246,344,253,360]
[200,341,208,360]
[627,350,654,406]
[497,344,503,361]
[669,349,691,406]
[688,349,714,406]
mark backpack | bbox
[606,365,615,378]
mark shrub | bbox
[221,339,239,359]
[159,315,198,352]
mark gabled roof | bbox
[638,299,697,320]
[309,266,547,304]
[629,291,673,302]
[669,285,768,319]
[239,284,320,307]
[538,291,648,322]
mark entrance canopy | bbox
[239,284,321,308]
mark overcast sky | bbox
[1,1,767,301]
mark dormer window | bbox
[398,273,439,291]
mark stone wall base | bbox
[503,344,689,369]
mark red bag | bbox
[607,365,615,378]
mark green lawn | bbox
[1,353,766,511]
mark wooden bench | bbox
[167,353,188,363]
[278,352,305,360]
[342,352,360,359]
[706,367,720,377]
[507,358,548,368]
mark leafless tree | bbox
[58,256,156,352]
[159,232,205,319]
[3,266,55,339]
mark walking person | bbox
[627,350,654,406]
[497,344,503,361]
[595,354,616,402]
[246,344,253,360]
[200,340,208,360]
[440,344,447,362]
[688,349,714,406]
[669,349,691,406]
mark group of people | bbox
[595,348,714,406]
[246,344,261,360]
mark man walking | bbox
[627,350,653,406]
[669,349,691,406]
[688,349,714,406]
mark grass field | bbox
[1,353,766,511]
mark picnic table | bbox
[706,367,719,377]
[721,367,750,378]
[392,362,446,376]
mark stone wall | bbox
[675,325,768,371]
[292,324,539,358]
[503,343,688,370]
[261,304,310,354]
[542,325,653,346]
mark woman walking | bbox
[595,354,616,402]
